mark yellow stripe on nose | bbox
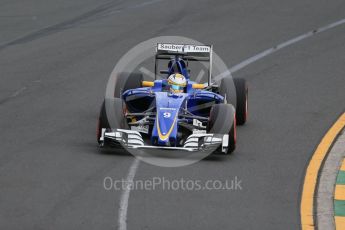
[157,112,178,141]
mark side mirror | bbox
[192,84,206,89]
[142,81,154,87]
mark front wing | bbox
[99,129,230,153]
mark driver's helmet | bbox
[168,73,186,93]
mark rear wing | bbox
[155,43,213,84]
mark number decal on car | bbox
[163,112,171,118]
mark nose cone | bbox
[157,108,178,142]
[151,92,187,146]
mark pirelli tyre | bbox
[233,78,248,125]
[207,104,236,154]
[97,98,128,144]
[219,77,248,126]
[113,72,143,98]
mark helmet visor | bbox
[171,84,183,91]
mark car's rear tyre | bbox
[207,104,236,154]
[114,72,143,98]
[97,98,128,143]
[233,78,248,125]
[219,77,248,126]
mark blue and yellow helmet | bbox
[168,73,186,93]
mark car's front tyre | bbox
[207,104,236,154]
[97,98,128,145]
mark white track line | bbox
[214,17,345,80]
[117,17,345,230]
[118,158,140,230]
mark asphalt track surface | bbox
[1,0,345,229]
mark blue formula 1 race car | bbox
[97,43,248,154]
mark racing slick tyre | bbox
[207,104,236,154]
[219,77,248,125]
[97,98,128,144]
[114,72,143,98]
[233,78,248,125]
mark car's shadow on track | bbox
[203,153,230,162]
[97,147,132,157]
